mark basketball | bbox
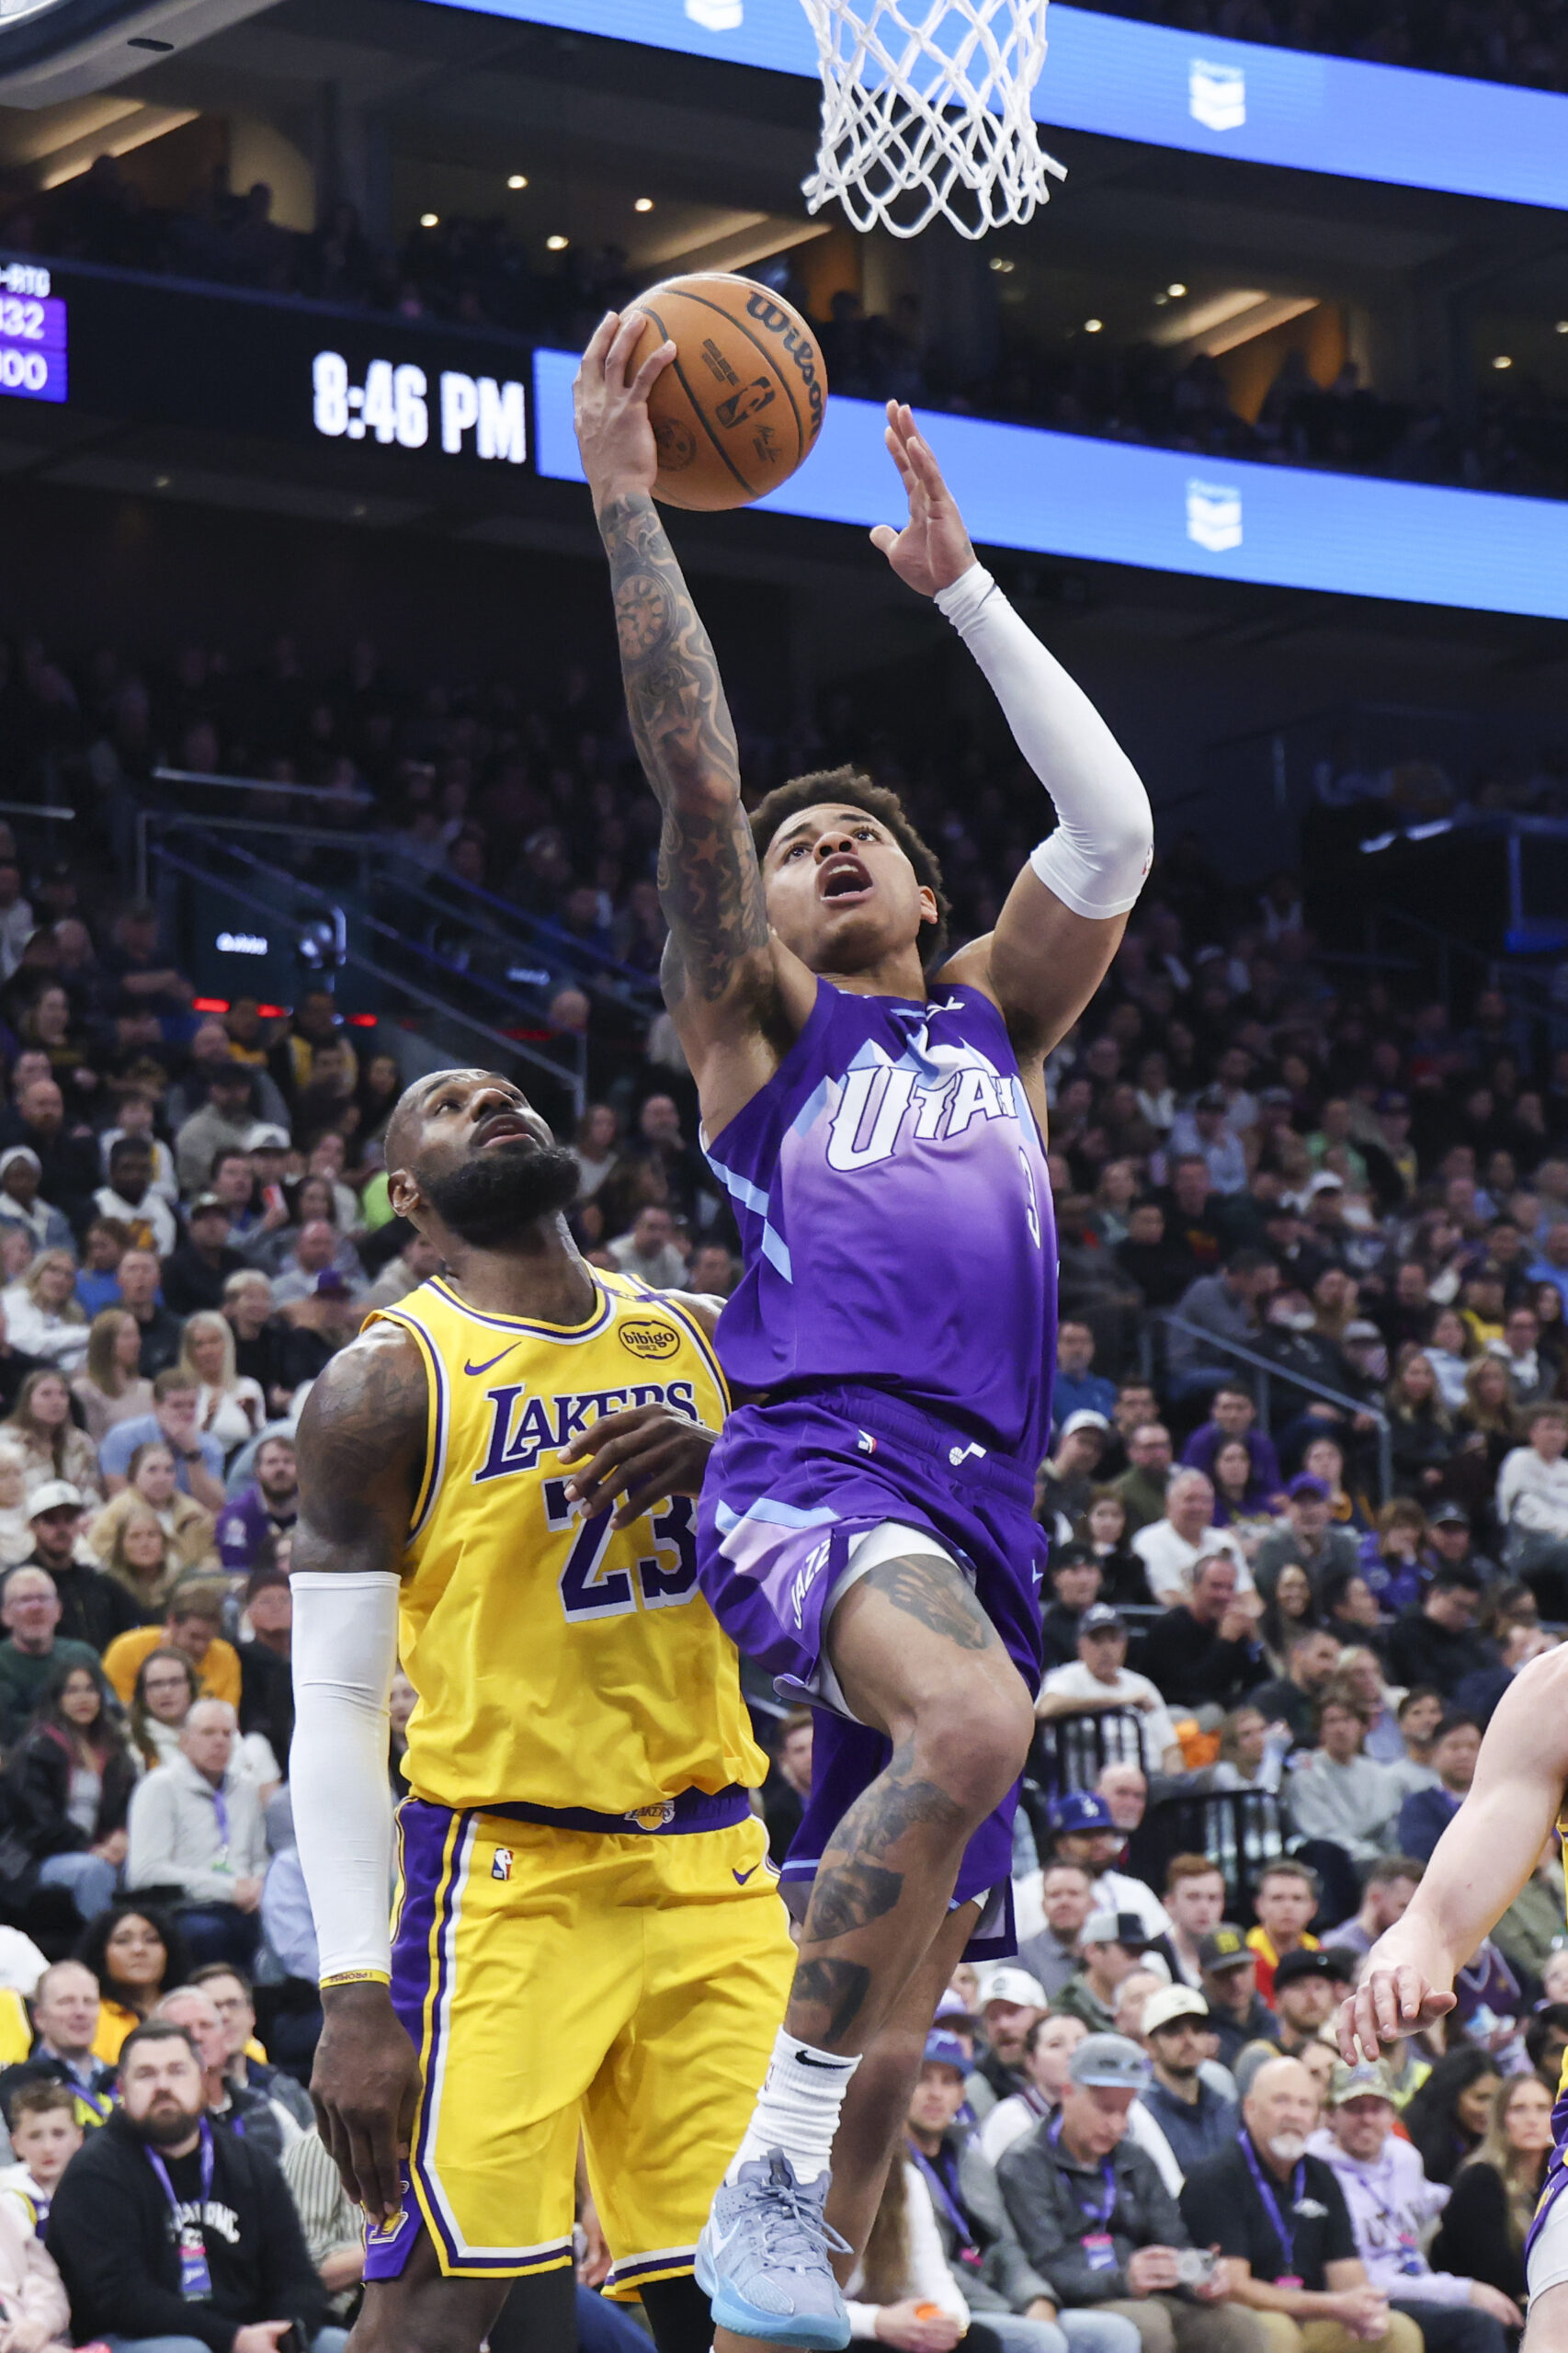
[624,272,829,513]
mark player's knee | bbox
[912,1673,1033,1819]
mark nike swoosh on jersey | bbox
[464,1346,518,1377]
[733,1863,760,1885]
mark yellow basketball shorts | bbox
[369,1793,795,2296]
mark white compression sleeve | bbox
[290,1570,401,1984]
[935,562,1153,920]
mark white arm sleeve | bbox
[935,562,1153,919]
[290,1570,400,1984]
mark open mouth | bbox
[474,1109,532,1150]
[819,854,872,904]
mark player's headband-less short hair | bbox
[749,767,952,969]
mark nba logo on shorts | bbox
[1187,480,1243,553]
[1189,60,1246,130]
[492,1847,513,1881]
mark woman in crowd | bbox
[1259,1560,1320,1676]
[1358,1497,1429,1614]
[1,1252,89,1374]
[1449,1354,1518,1529]
[1209,1436,1277,1560]
[0,1368,99,1501]
[1319,1568,1383,1646]
[1075,1488,1152,1608]
[1423,1306,1474,1415]
[87,1438,216,1573]
[0,1660,139,1922]
[127,1645,199,1770]
[571,1104,622,1202]
[0,1442,34,1567]
[70,1305,153,1448]
[1088,1157,1140,1248]
[1300,1432,1369,1531]
[76,1900,189,2063]
[842,2142,998,2352]
[305,1131,366,1231]
[1534,1279,1568,1385]
[1431,2073,1553,2303]
[176,1309,265,1459]
[353,1050,404,1161]
[1401,2047,1503,2188]
[1384,1346,1454,1496]
[98,1499,179,1621]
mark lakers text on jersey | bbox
[363,1270,793,2290]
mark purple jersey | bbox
[706,978,1054,1459]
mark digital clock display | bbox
[0,263,65,404]
[312,352,527,463]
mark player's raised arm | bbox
[869,404,1153,1059]
[1339,1645,1568,2063]
[574,314,791,1084]
[290,1322,427,2222]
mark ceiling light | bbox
[547,234,569,251]
[419,212,438,228]
[1084,317,1103,333]
[633,197,654,212]
[1167,282,1187,297]
[507,174,528,190]
[1557,320,1568,334]
[988,256,1015,273]
[1153,291,1168,305]
[153,474,170,488]
[1493,353,1512,369]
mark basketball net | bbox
[799,0,1065,239]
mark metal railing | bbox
[1145,1310,1393,1503]
[1127,1786,1289,1919]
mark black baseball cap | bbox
[1080,1603,1127,1636]
[1273,1948,1339,1992]
[1199,1927,1250,1972]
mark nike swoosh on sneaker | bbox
[464,1346,517,1377]
[733,1863,760,1884]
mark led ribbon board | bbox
[424,0,1568,212]
[534,347,1568,621]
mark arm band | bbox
[935,562,1153,920]
[290,1570,401,1985]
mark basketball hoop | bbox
[799,0,1065,240]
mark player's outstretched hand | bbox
[574,310,676,506]
[869,403,976,598]
[1337,1940,1456,2064]
[561,1403,718,1528]
[312,1982,423,2224]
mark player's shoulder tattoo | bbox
[296,1323,426,1539]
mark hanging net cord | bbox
[801,0,1065,239]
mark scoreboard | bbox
[0,263,66,403]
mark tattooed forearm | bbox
[862,1555,999,1652]
[790,1957,872,2044]
[597,492,768,1006]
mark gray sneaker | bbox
[695,2149,852,2349]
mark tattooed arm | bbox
[574,312,815,1127]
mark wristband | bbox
[320,1970,392,1990]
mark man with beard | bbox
[290,1068,793,2353]
[46,2018,340,2350]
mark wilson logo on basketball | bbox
[619,1321,681,1360]
[743,295,826,442]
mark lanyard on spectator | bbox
[210,1783,230,1867]
[144,2118,215,2300]
[908,2143,981,2268]
[1240,2131,1303,2274]
[1050,2114,1118,2231]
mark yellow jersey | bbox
[370,1269,767,1815]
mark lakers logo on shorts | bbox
[625,1802,676,1832]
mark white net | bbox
[800,0,1065,240]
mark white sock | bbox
[724,2029,860,2186]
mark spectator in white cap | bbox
[1058,1915,1159,2036]
[0,1149,72,1255]
[1037,1608,1185,1776]
[1138,1988,1238,2178]
[997,2033,1253,2353]
[968,1967,1051,2118]
[1039,1413,1114,1536]
[1307,2059,1519,2353]
[17,1481,142,1653]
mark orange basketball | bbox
[625,272,828,512]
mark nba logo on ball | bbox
[1189,60,1246,130]
[492,1847,513,1881]
[1187,480,1244,553]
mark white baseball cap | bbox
[982,1966,1048,2010]
[28,1481,84,1518]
